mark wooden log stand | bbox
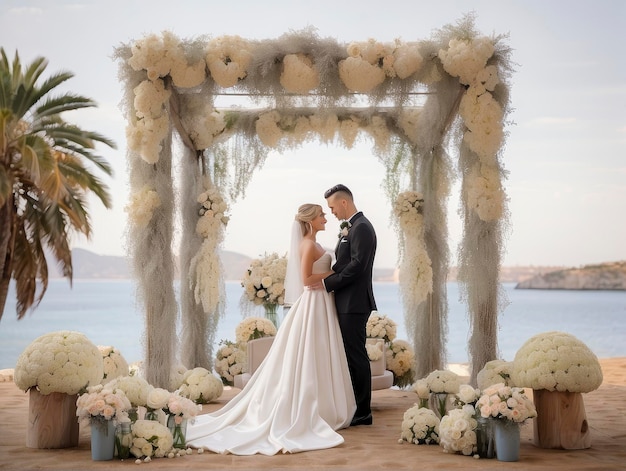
[532,389,591,449]
[27,388,79,449]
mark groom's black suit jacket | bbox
[324,212,377,314]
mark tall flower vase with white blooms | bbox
[241,252,287,326]
[424,370,461,419]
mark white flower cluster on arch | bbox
[115,14,513,389]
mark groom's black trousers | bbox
[337,312,371,418]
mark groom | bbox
[323,184,377,426]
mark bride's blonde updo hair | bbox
[295,204,321,236]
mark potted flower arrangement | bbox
[14,330,104,448]
[235,317,277,343]
[424,369,461,418]
[240,252,287,324]
[177,367,224,404]
[76,384,132,460]
[510,331,603,449]
[214,340,246,386]
[476,382,537,461]
[399,404,440,445]
[385,340,415,388]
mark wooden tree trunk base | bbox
[27,388,79,449]
[532,389,591,450]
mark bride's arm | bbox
[300,240,332,286]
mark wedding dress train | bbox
[186,253,356,455]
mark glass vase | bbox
[144,409,159,421]
[263,303,279,327]
[115,422,132,459]
[167,415,188,450]
[428,392,450,419]
[90,419,116,461]
[475,416,496,459]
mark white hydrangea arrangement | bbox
[241,252,287,307]
[385,340,415,388]
[366,311,397,343]
[412,378,431,408]
[476,383,537,423]
[438,406,478,456]
[130,419,174,459]
[178,367,224,404]
[477,359,513,390]
[14,330,103,395]
[510,331,603,393]
[399,404,440,445]
[169,364,188,391]
[106,375,152,409]
[76,384,132,427]
[235,317,278,343]
[425,369,461,394]
[280,53,320,93]
[214,340,246,386]
[98,345,129,384]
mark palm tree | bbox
[0,49,115,321]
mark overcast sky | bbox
[1,0,624,268]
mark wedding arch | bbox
[115,15,513,389]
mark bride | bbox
[186,203,357,455]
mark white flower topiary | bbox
[511,331,603,392]
[14,330,103,395]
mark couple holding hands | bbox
[187,184,377,455]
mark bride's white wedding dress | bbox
[186,252,356,455]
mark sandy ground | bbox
[0,358,624,471]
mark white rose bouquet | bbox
[130,419,173,459]
[366,311,397,343]
[14,330,103,395]
[241,252,288,307]
[76,384,132,427]
[454,384,481,408]
[145,387,171,420]
[98,345,129,384]
[399,404,440,445]
[476,383,537,423]
[511,331,603,393]
[215,340,246,386]
[178,367,224,404]
[385,340,415,388]
[412,378,431,408]
[438,406,478,456]
[235,317,277,343]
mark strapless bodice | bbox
[312,252,332,274]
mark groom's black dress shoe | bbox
[350,414,373,426]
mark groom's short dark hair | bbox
[324,184,353,199]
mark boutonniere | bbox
[338,221,351,239]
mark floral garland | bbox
[241,252,287,308]
[125,185,161,228]
[366,311,397,343]
[393,191,433,305]
[399,405,440,445]
[385,340,415,388]
[510,331,603,392]
[214,340,246,386]
[14,330,103,395]
[235,317,277,343]
[177,367,224,404]
[439,36,506,222]
[98,345,129,384]
[189,180,229,314]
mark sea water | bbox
[1,280,624,369]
